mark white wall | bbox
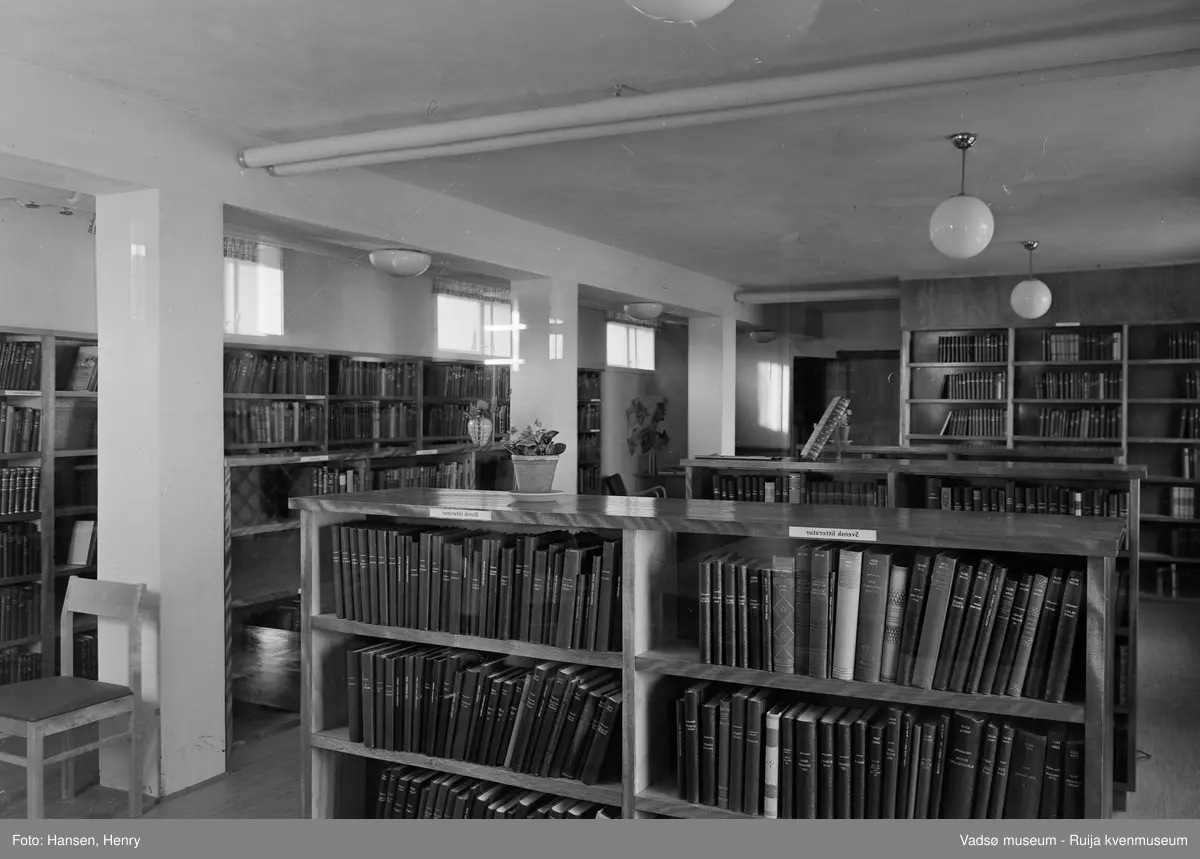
[578,306,607,370]
[0,204,96,333]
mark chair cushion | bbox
[0,676,132,723]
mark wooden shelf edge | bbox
[310,727,622,805]
[231,520,301,538]
[636,784,757,819]
[635,646,1086,725]
[311,614,623,668]
[231,588,299,610]
[0,633,43,649]
[55,564,96,578]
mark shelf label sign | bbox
[788,526,878,543]
[299,455,327,463]
[304,395,323,400]
[430,507,493,522]
[416,449,438,455]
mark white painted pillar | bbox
[94,187,226,797]
[688,315,738,456]
[510,279,580,492]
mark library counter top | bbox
[289,489,1125,557]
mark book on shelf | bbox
[1168,331,1200,361]
[1179,408,1200,440]
[695,545,1087,705]
[66,520,98,567]
[224,349,326,395]
[302,466,363,496]
[1168,485,1196,519]
[787,475,888,507]
[1034,406,1120,440]
[367,765,620,819]
[710,474,785,503]
[1031,369,1120,400]
[66,345,98,393]
[330,357,418,398]
[372,461,474,491]
[70,631,99,680]
[577,371,602,402]
[329,526,623,652]
[935,334,1007,364]
[343,643,622,786]
[673,688,1083,819]
[0,649,42,686]
[329,401,418,443]
[54,400,97,450]
[0,467,40,515]
[0,523,40,582]
[1039,330,1122,363]
[1168,527,1200,559]
[0,405,41,453]
[939,407,1006,438]
[225,400,323,447]
[0,583,41,644]
[0,340,42,391]
[940,372,1006,401]
[922,478,1128,518]
[799,397,850,462]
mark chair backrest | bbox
[60,577,145,693]
[601,474,628,496]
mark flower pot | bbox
[835,425,851,444]
[467,416,493,449]
[511,454,559,492]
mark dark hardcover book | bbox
[895,708,916,819]
[1005,572,1050,697]
[699,556,714,664]
[834,708,861,819]
[932,560,976,691]
[364,528,379,625]
[1044,570,1083,703]
[826,547,839,678]
[449,667,482,760]
[1061,735,1085,819]
[555,549,584,649]
[808,545,834,679]
[1024,569,1066,700]
[779,702,805,818]
[701,691,726,807]
[966,563,1009,693]
[880,705,903,819]
[927,710,952,819]
[972,721,1001,819]
[498,546,516,640]
[503,662,556,770]
[683,681,710,804]
[987,723,1017,819]
[537,666,589,775]
[529,549,550,644]
[728,687,751,813]
[912,719,936,819]
[594,541,619,651]
[743,688,776,816]
[747,563,763,670]
[711,555,727,667]
[561,680,619,780]
[675,698,687,800]
[978,577,1021,695]
[579,691,622,786]
[854,547,894,683]
[760,563,774,672]
[346,646,363,743]
[447,540,466,636]
[794,543,813,675]
[331,527,345,619]
[793,706,821,819]
[992,573,1035,695]
[478,668,519,766]
[1003,728,1048,819]
[851,707,877,819]
[718,693,734,810]
[940,711,986,819]
[1039,725,1067,819]
[723,556,739,667]
[817,706,845,819]
[911,552,960,690]
[737,560,753,669]
[866,709,887,819]
[896,550,936,686]
[950,559,994,692]
[771,555,797,674]
[528,665,582,773]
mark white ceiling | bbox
[4,0,1199,290]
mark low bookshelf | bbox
[294,490,1121,819]
[681,454,1143,801]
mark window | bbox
[607,322,655,371]
[223,238,284,336]
[756,360,791,433]
[436,295,513,357]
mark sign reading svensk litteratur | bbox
[788,526,878,542]
[429,507,493,522]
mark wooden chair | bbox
[0,576,145,819]
[600,473,666,499]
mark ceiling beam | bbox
[736,285,900,305]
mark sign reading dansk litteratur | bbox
[429,507,493,522]
[788,526,878,542]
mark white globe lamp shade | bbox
[369,249,432,278]
[929,195,995,259]
[1011,279,1053,320]
[625,0,737,23]
[624,302,664,321]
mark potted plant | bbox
[626,396,669,474]
[500,421,567,492]
[835,408,853,444]
[466,399,493,449]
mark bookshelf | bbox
[295,490,1121,820]
[0,328,99,690]
[578,369,602,495]
[680,455,1142,802]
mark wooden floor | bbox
[2,601,1199,819]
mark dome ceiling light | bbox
[929,133,995,260]
[1011,240,1053,320]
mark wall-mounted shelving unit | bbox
[578,369,602,495]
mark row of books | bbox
[369,766,618,819]
[578,465,602,495]
[1115,643,1130,707]
[0,649,40,685]
[577,371,601,402]
[329,402,418,443]
[329,528,623,652]
[1166,485,1196,520]
[0,523,40,580]
[939,407,1005,438]
[0,468,40,514]
[424,403,479,439]
[0,405,40,453]
[793,476,888,508]
[1179,407,1200,440]
[711,474,785,503]
[0,341,42,391]
[345,645,621,786]
[1029,370,1121,401]
[675,691,1082,819]
[330,358,419,398]
[224,349,326,395]
[371,461,475,491]
[697,546,1083,704]
[578,403,601,432]
[300,466,362,496]
[1181,370,1200,400]
[0,583,41,643]
[924,478,1128,518]
[577,433,600,466]
[54,401,96,450]
[224,402,323,446]
[939,371,1006,401]
[64,345,98,393]
[1166,330,1200,360]
[932,334,1007,364]
[1033,407,1120,440]
[72,631,98,680]
[1167,528,1200,560]
[425,364,503,399]
[1038,330,1122,363]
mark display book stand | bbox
[0,327,100,688]
[294,489,1120,820]
[682,454,1142,803]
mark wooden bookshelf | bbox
[295,490,1121,820]
[578,369,603,495]
[680,454,1142,803]
[0,329,100,690]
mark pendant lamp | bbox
[625,0,737,23]
[624,302,664,321]
[369,249,432,278]
[1010,240,1052,320]
[929,133,994,259]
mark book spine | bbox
[771,556,797,674]
[854,552,892,683]
[831,549,864,681]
